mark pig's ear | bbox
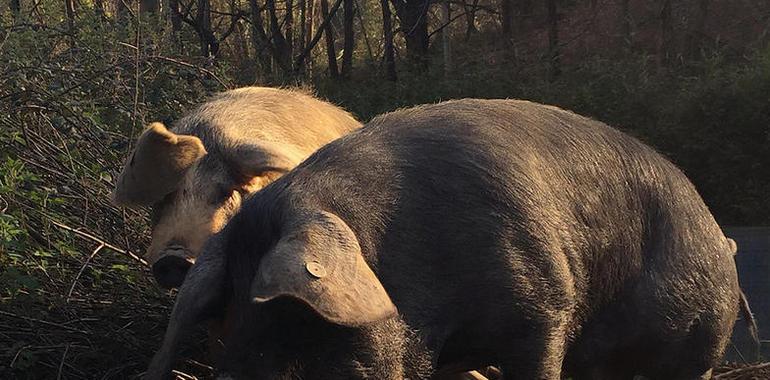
[226,143,303,193]
[112,123,206,207]
[250,211,397,327]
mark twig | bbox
[354,0,376,64]
[118,0,137,20]
[43,59,133,103]
[61,317,100,325]
[17,156,69,179]
[5,23,75,37]
[293,0,344,70]
[219,8,245,42]
[171,369,200,380]
[67,243,106,302]
[0,310,90,335]
[149,55,230,89]
[184,358,214,371]
[0,28,12,53]
[10,344,32,368]
[427,8,476,38]
[116,41,231,89]
[714,362,770,379]
[48,219,147,266]
[47,116,78,177]
[130,0,142,154]
[730,340,748,364]
[56,344,70,380]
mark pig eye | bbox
[149,203,166,227]
[149,208,161,227]
[149,193,175,227]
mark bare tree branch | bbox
[294,0,344,73]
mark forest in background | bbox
[1,0,769,378]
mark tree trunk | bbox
[116,0,127,21]
[658,0,673,66]
[546,0,560,79]
[250,0,278,75]
[10,0,21,20]
[267,0,292,70]
[140,0,160,13]
[501,0,512,37]
[381,0,397,81]
[195,0,212,56]
[520,0,532,16]
[390,0,430,68]
[293,0,343,75]
[320,0,339,78]
[619,0,631,50]
[299,0,307,53]
[286,0,294,59]
[235,19,250,62]
[296,0,309,79]
[94,0,105,18]
[306,0,315,75]
[441,1,451,75]
[464,0,479,40]
[168,0,182,33]
[689,0,709,58]
[65,0,76,32]
[501,0,533,40]
[355,0,375,63]
[307,0,315,48]
[341,0,355,78]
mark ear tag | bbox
[305,261,327,279]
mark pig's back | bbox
[291,98,735,338]
[171,87,361,159]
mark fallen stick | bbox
[48,219,147,266]
[714,362,770,379]
[66,243,105,302]
[0,310,90,335]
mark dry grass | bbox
[0,107,213,379]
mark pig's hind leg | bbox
[628,276,736,380]
[637,315,728,380]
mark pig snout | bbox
[152,247,195,289]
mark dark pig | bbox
[147,99,742,379]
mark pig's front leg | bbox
[146,238,226,380]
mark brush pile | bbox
[714,362,770,380]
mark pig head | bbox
[113,122,301,288]
[145,211,430,380]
